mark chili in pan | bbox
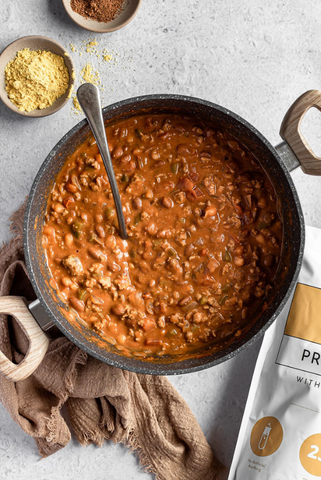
[42,114,283,358]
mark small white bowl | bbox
[61,0,141,33]
[0,35,75,118]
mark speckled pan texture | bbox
[24,94,305,376]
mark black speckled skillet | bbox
[1,90,321,381]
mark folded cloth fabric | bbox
[0,204,224,480]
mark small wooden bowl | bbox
[61,0,141,33]
[0,36,75,118]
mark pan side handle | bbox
[280,89,321,175]
[0,296,49,382]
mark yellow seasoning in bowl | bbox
[5,48,70,112]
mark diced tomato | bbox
[177,176,195,192]
[189,171,199,183]
[191,187,204,198]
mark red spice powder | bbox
[70,0,126,23]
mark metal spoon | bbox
[77,83,128,240]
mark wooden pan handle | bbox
[0,296,49,382]
[280,90,321,175]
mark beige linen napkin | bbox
[0,204,224,480]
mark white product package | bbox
[228,225,321,480]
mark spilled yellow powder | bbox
[5,48,70,112]
[72,95,82,112]
[80,63,100,85]
[86,40,98,53]
[67,37,133,115]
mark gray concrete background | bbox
[0,1,321,478]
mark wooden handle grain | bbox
[0,296,49,382]
[280,90,321,175]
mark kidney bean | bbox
[177,144,196,156]
[111,304,126,316]
[61,276,72,287]
[151,149,160,160]
[95,225,105,238]
[133,197,143,209]
[120,154,131,164]
[178,296,192,306]
[88,247,107,261]
[112,146,123,159]
[159,132,170,140]
[162,196,174,208]
[64,233,74,248]
[65,182,78,193]
[70,297,85,312]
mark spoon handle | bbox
[77,83,128,240]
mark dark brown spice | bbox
[70,0,126,23]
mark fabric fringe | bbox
[45,405,63,443]
[125,428,158,478]
[80,428,104,447]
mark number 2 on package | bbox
[307,445,321,461]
